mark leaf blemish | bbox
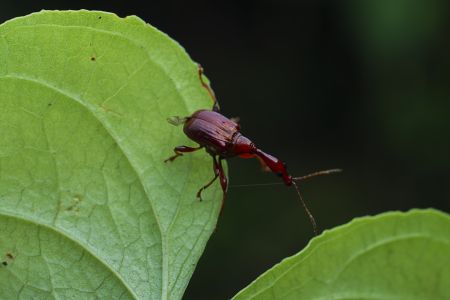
[1,261,7,266]
[5,253,14,260]
[66,194,82,212]
[90,56,96,61]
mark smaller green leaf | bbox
[233,209,450,300]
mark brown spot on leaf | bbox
[66,194,83,212]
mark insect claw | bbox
[196,190,203,201]
[163,155,177,163]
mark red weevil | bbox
[165,65,339,234]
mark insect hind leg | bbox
[198,64,220,112]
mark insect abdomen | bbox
[183,110,237,156]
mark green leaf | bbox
[0,10,222,299]
[233,209,450,300]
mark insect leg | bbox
[197,64,220,112]
[217,158,228,214]
[196,156,220,201]
[255,156,271,172]
[239,153,270,172]
[217,158,228,194]
[164,145,203,163]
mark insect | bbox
[165,65,340,234]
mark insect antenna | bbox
[231,169,342,188]
[231,168,342,236]
[292,168,342,181]
[292,180,317,235]
[291,169,341,235]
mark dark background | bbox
[2,1,449,299]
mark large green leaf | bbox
[0,10,222,299]
[233,209,450,300]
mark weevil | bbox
[165,65,339,234]
[165,65,292,197]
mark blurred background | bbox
[2,1,449,298]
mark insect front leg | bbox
[239,153,270,172]
[196,156,220,201]
[164,145,203,163]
